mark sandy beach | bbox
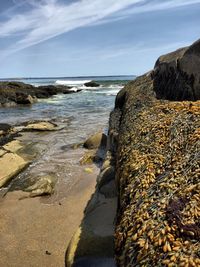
[0,164,98,267]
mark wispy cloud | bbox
[119,0,200,16]
[94,0,200,26]
[0,0,200,57]
[0,0,141,57]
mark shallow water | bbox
[0,76,134,198]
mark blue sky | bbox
[0,0,200,78]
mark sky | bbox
[0,0,200,78]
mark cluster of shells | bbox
[115,99,200,266]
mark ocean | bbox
[0,75,134,132]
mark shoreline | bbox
[0,125,106,266]
[0,166,98,267]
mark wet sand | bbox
[0,163,98,267]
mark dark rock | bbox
[97,166,115,189]
[0,81,80,106]
[0,123,14,146]
[71,257,116,267]
[152,38,200,101]
[15,93,37,104]
[99,180,117,198]
[0,123,12,133]
[84,81,100,87]
[0,81,35,106]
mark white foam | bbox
[55,80,91,86]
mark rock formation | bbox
[152,38,200,100]
[112,39,200,266]
[0,81,79,107]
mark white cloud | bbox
[0,0,200,57]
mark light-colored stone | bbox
[25,121,57,131]
[101,159,112,171]
[26,175,56,197]
[84,168,93,174]
[3,140,23,153]
[66,227,82,267]
[0,149,6,157]
[0,152,28,187]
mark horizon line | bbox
[0,74,136,80]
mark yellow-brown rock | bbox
[83,132,107,149]
[24,121,57,131]
[113,39,200,267]
[0,152,28,187]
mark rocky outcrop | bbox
[152,38,200,100]
[0,120,61,189]
[0,81,80,107]
[84,81,100,87]
[111,39,200,266]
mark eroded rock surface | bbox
[152,39,200,100]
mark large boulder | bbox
[152,39,200,100]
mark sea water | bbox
[0,76,134,195]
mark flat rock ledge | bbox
[0,120,60,189]
[0,152,28,188]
